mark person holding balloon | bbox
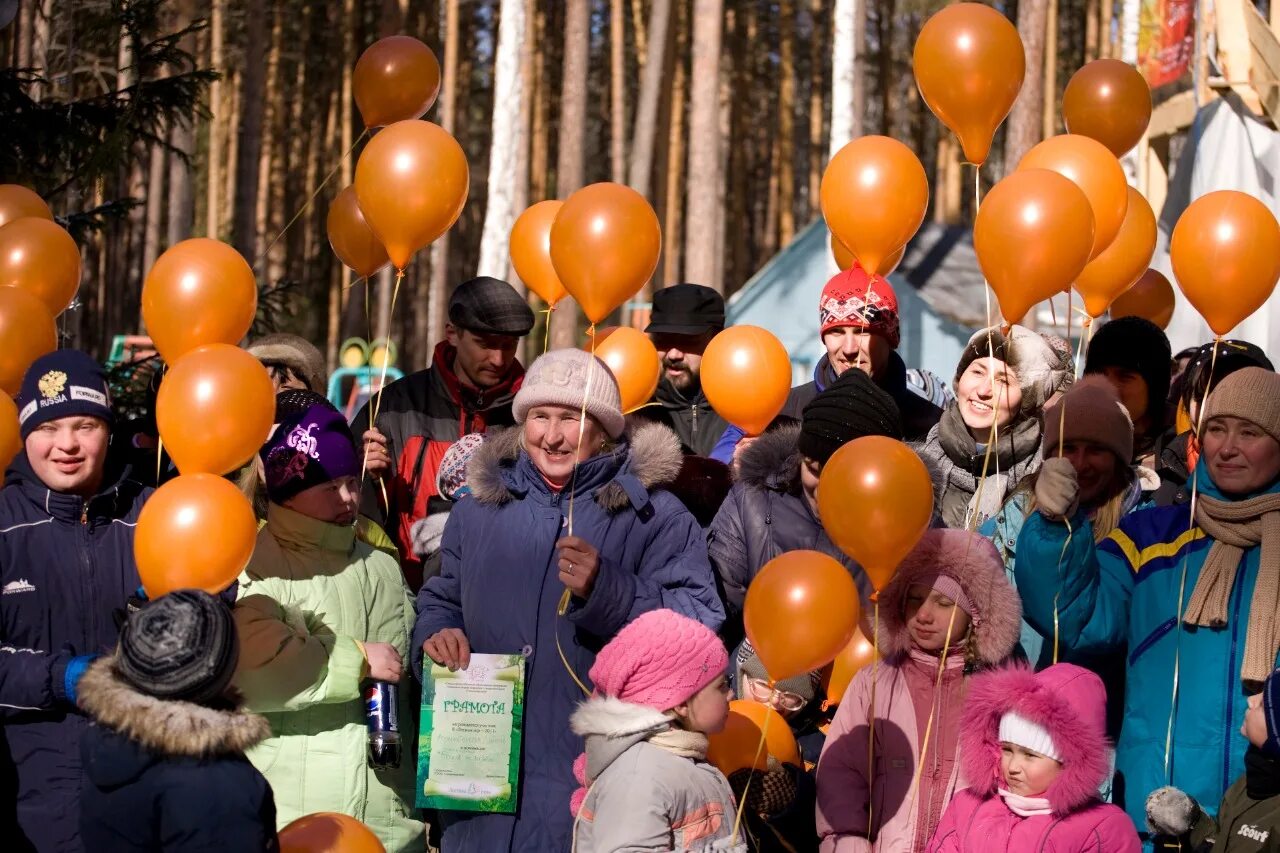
[412,349,724,853]
[231,397,422,851]
[915,326,1069,530]
[710,268,942,464]
[815,529,1022,852]
[1014,367,1280,840]
[353,276,535,591]
[0,349,153,853]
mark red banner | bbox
[1138,0,1196,88]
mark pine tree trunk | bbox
[142,138,168,274]
[610,0,626,185]
[550,0,589,348]
[29,0,51,101]
[427,0,461,352]
[257,5,283,281]
[808,0,826,216]
[1003,0,1048,176]
[1043,0,1058,140]
[477,0,528,277]
[660,0,687,288]
[631,0,648,67]
[233,0,267,266]
[205,0,225,238]
[683,0,723,291]
[778,0,796,245]
[529,2,549,202]
[830,0,857,160]
[627,0,672,198]
[166,0,196,245]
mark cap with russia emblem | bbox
[17,350,114,439]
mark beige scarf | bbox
[649,726,709,761]
[1186,491,1280,683]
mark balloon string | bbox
[256,127,370,269]
[360,269,402,504]
[1073,316,1092,381]
[541,305,555,355]
[1164,337,1220,781]
[867,595,880,841]
[731,691,774,844]
[155,363,166,484]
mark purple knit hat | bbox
[261,403,360,504]
[589,609,728,711]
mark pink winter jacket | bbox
[814,530,1023,853]
[926,663,1142,853]
[925,789,1140,852]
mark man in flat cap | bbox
[354,276,534,589]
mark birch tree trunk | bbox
[829,0,857,160]
[550,0,589,348]
[427,0,460,352]
[1003,0,1048,176]
[683,0,724,291]
[477,0,528,278]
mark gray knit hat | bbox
[116,590,239,705]
[513,349,625,438]
[735,638,821,705]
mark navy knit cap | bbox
[17,350,113,439]
[1264,667,1280,758]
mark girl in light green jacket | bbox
[232,399,423,852]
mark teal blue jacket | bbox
[1013,460,1280,836]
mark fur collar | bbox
[734,423,802,491]
[570,696,674,739]
[467,420,684,513]
[77,656,270,758]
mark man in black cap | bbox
[354,276,534,589]
[635,283,730,457]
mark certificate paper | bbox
[416,653,525,813]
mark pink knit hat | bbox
[589,610,728,710]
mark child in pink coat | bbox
[927,663,1140,852]
[815,529,1023,852]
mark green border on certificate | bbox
[416,653,525,813]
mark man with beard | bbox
[635,283,730,457]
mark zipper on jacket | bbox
[1128,617,1176,666]
[692,402,698,439]
[1224,567,1248,795]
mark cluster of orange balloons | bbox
[136,238,271,598]
[700,325,792,436]
[0,185,75,400]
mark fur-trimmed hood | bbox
[571,696,674,782]
[876,528,1021,663]
[734,423,802,491]
[959,663,1112,816]
[77,655,270,761]
[467,420,684,513]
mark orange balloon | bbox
[155,344,275,476]
[1171,190,1280,336]
[279,812,386,853]
[744,550,860,680]
[327,185,389,279]
[353,36,441,128]
[1018,135,1128,260]
[707,700,802,775]
[135,473,258,597]
[700,326,792,436]
[821,136,928,276]
[1062,59,1152,157]
[822,627,877,707]
[0,287,56,395]
[914,3,1025,165]
[588,326,660,414]
[0,217,81,315]
[974,169,1096,325]
[354,120,470,270]
[1110,268,1175,329]
[1075,187,1156,317]
[142,238,258,364]
[510,200,567,306]
[832,235,904,276]
[817,436,934,590]
[550,183,661,324]
[0,392,20,465]
[0,185,52,229]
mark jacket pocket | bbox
[1128,617,1176,666]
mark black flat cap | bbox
[645,283,725,335]
[449,276,535,336]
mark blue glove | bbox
[62,654,100,706]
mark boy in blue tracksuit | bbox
[0,351,151,852]
[1014,366,1280,847]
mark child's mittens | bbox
[1035,457,1080,521]
[1145,786,1200,836]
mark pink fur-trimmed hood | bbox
[875,528,1021,664]
[959,663,1112,816]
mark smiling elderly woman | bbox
[412,347,724,853]
[1013,366,1280,836]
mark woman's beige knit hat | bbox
[1202,366,1280,446]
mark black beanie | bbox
[116,590,239,705]
[1084,316,1172,429]
[797,368,903,464]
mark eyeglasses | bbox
[743,677,807,712]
